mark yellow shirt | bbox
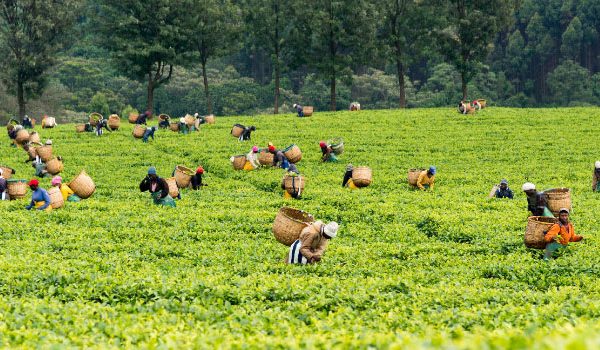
[60,184,74,201]
[417,171,435,190]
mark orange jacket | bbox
[544,222,582,245]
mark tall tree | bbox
[94,0,185,115]
[378,0,437,108]
[304,0,375,111]
[183,0,241,115]
[438,0,514,100]
[242,0,292,114]
[0,0,80,118]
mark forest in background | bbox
[1,0,600,122]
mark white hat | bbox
[179,117,186,123]
[45,139,52,145]
[595,161,600,169]
[522,182,535,191]
[323,222,339,238]
[293,104,297,108]
[194,113,199,117]
[559,208,570,214]
[0,168,3,176]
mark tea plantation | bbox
[1,108,600,348]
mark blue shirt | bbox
[495,187,514,199]
[26,188,51,210]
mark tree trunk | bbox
[201,60,213,115]
[330,73,336,111]
[396,55,406,108]
[274,58,280,114]
[461,72,468,100]
[147,72,154,115]
[17,80,25,118]
[274,2,280,114]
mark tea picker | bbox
[51,176,80,202]
[287,221,339,264]
[239,125,256,141]
[593,161,600,192]
[191,166,207,190]
[142,126,157,143]
[268,144,290,170]
[342,164,357,189]
[244,146,261,171]
[543,208,583,260]
[136,110,150,125]
[319,141,338,162]
[489,179,514,199]
[281,164,301,199]
[522,182,552,217]
[25,179,52,212]
[292,103,304,117]
[0,168,7,200]
[417,166,436,190]
[95,117,111,136]
[140,166,176,207]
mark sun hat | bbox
[148,167,157,175]
[522,182,535,191]
[323,222,339,238]
[196,166,204,174]
[51,176,62,186]
[252,146,259,153]
[28,179,39,186]
[429,166,436,175]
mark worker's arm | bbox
[139,177,150,192]
[594,172,598,191]
[507,189,514,199]
[159,178,169,198]
[416,173,426,190]
[299,229,316,260]
[544,224,560,243]
[570,225,583,242]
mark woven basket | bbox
[328,138,344,155]
[283,175,306,197]
[75,124,86,133]
[545,188,572,217]
[408,168,425,186]
[27,143,39,160]
[258,150,274,166]
[352,166,372,187]
[477,99,487,108]
[231,155,246,170]
[165,177,179,198]
[108,115,120,130]
[158,114,170,121]
[205,115,215,124]
[231,124,244,138]
[48,187,64,209]
[169,122,180,132]
[132,125,146,138]
[184,114,195,126]
[0,166,13,179]
[175,165,194,188]
[272,207,315,246]
[16,129,29,144]
[37,145,53,162]
[46,157,64,175]
[89,113,103,126]
[283,144,302,163]
[303,106,314,117]
[69,170,95,199]
[7,179,27,199]
[128,112,139,124]
[42,117,56,128]
[524,216,558,249]
[28,131,41,144]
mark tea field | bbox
[2,108,600,348]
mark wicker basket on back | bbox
[132,125,146,138]
[16,129,29,144]
[231,155,246,170]
[89,113,103,126]
[545,188,572,217]
[42,117,56,128]
[174,165,194,188]
[158,114,170,121]
[258,150,274,166]
[525,216,558,249]
[165,177,179,198]
[272,207,315,246]
[283,144,302,163]
[408,168,425,186]
[477,99,487,108]
[37,145,53,162]
[303,106,314,117]
[0,166,14,179]
[283,175,306,197]
[7,179,27,199]
[75,124,86,133]
[69,170,95,199]
[128,112,139,124]
[46,157,64,175]
[328,138,344,155]
[205,115,216,124]
[352,166,372,188]
[27,142,42,159]
[108,114,120,130]
[28,131,41,144]
[47,187,64,209]
[231,124,244,138]
[170,122,180,132]
[184,114,195,126]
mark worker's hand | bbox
[311,256,321,263]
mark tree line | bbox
[1,0,599,119]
